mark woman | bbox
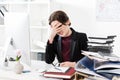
[45,10,88,67]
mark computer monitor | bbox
[4,12,31,66]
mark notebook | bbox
[43,67,75,79]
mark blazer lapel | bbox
[70,39,76,61]
[57,36,64,62]
[70,28,77,61]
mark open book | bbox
[75,57,108,80]
[94,60,120,75]
[94,60,120,70]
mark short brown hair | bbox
[49,10,70,25]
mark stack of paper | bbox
[81,51,120,62]
[75,57,108,80]
[75,56,120,80]
[88,35,116,53]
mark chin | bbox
[60,34,67,37]
[58,32,68,37]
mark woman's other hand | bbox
[60,61,76,67]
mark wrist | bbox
[72,62,76,67]
[48,39,53,44]
[49,34,56,44]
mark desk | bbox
[0,60,61,80]
[75,72,120,80]
[75,72,87,80]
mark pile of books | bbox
[75,51,120,80]
[43,66,75,79]
[88,35,116,53]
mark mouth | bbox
[58,31,63,35]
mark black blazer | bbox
[45,28,88,64]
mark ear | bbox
[66,20,71,26]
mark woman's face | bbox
[51,20,70,37]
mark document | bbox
[94,60,120,71]
[82,51,120,62]
[88,39,114,44]
[46,67,70,73]
[93,60,120,79]
[96,69,120,75]
[88,35,116,39]
[81,51,106,61]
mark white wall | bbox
[0,26,5,46]
[51,0,96,36]
[0,0,120,55]
[51,0,120,56]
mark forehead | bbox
[51,20,61,27]
[52,20,61,24]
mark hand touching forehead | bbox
[51,20,62,28]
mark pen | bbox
[52,63,62,71]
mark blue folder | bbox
[78,57,120,80]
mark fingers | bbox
[60,62,70,67]
[60,62,76,67]
[60,62,66,67]
[55,27,62,33]
[51,21,63,34]
[51,21,62,28]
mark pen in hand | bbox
[52,63,62,71]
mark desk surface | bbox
[0,60,61,80]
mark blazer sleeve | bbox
[81,33,88,51]
[45,40,56,64]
